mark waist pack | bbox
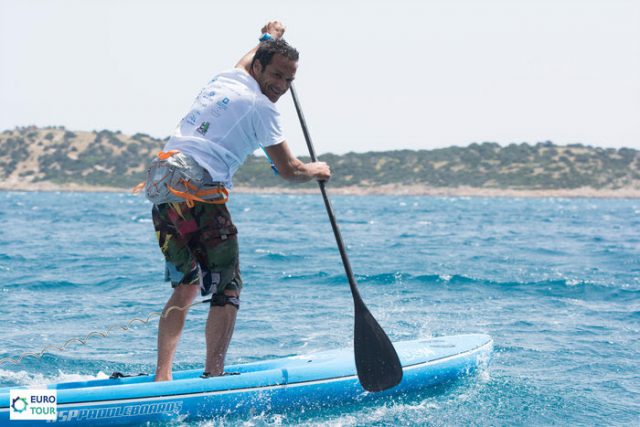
[142,150,228,207]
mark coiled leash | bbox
[0,294,238,367]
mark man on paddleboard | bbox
[148,21,330,381]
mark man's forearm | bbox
[235,45,259,72]
[235,21,286,72]
[265,142,331,183]
[278,159,317,183]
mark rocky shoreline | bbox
[1,181,639,199]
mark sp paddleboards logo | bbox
[9,389,57,420]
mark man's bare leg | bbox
[155,284,200,381]
[204,290,239,376]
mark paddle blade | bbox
[354,302,403,392]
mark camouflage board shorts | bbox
[152,201,242,296]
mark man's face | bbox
[252,54,297,103]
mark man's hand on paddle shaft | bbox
[264,142,331,183]
[261,21,286,40]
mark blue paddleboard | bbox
[0,334,492,426]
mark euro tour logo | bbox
[9,389,57,421]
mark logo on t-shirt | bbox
[196,121,210,135]
[186,111,201,126]
[212,97,231,118]
[200,90,216,100]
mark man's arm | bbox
[235,21,286,72]
[264,141,331,183]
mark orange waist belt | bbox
[133,150,229,207]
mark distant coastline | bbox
[2,126,639,198]
[2,181,639,199]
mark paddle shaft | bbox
[290,83,403,392]
[289,85,362,301]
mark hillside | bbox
[1,126,639,194]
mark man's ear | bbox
[251,60,263,77]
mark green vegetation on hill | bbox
[1,126,639,190]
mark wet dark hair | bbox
[251,39,299,71]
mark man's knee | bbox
[210,290,240,310]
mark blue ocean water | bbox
[0,191,639,426]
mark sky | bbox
[1,0,639,155]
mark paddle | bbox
[290,84,403,392]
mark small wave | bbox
[254,249,304,262]
[262,252,289,261]
[357,272,415,285]
[0,253,22,262]
[4,279,83,290]
[398,232,419,238]
[131,216,152,223]
[281,271,331,282]
[347,272,640,302]
[0,368,109,388]
[337,218,370,225]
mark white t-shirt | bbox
[164,68,285,188]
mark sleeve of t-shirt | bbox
[253,97,286,147]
